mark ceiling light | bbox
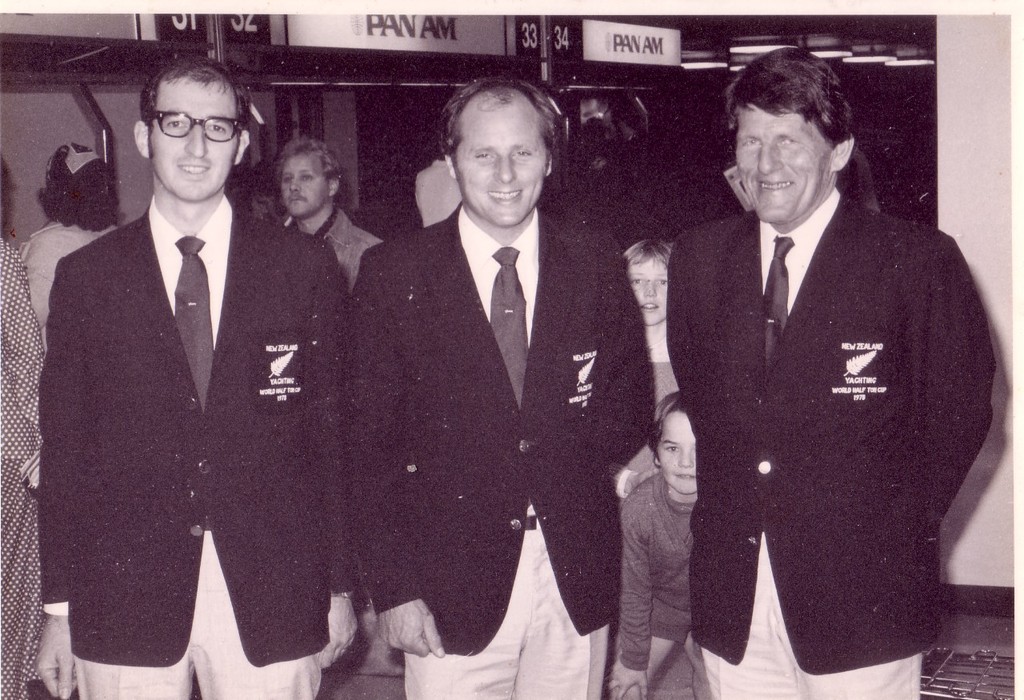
[681,62,729,70]
[842,55,897,64]
[811,50,853,59]
[729,44,794,55]
[884,59,935,67]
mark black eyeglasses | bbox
[152,111,244,143]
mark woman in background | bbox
[21,143,118,344]
[2,155,47,700]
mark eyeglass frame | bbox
[150,111,246,143]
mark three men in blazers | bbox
[667,48,995,698]
[349,78,652,698]
[36,57,357,699]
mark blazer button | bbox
[406,464,417,473]
[198,460,211,475]
[510,519,523,531]
[757,460,772,475]
[190,525,204,537]
[187,396,199,411]
[518,440,535,454]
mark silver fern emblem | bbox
[269,351,294,378]
[577,358,595,385]
[845,350,877,376]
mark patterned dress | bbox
[1,239,45,700]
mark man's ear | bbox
[444,155,458,181]
[233,130,251,166]
[830,136,855,173]
[133,121,151,159]
[329,178,340,198]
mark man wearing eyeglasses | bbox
[35,56,357,700]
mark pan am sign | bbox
[582,19,680,66]
[287,15,506,56]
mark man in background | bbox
[278,135,381,291]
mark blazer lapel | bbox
[424,215,519,409]
[525,214,572,400]
[115,217,198,395]
[782,202,861,353]
[211,218,247,359]
[718,215,766,377]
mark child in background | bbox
[610,392,709,700]
[614,240,677,499]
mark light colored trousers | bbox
[405,524,608,700]
[703,537,922,700]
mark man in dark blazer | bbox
[35,56,357,700]
[667,47,995,699]
[349,77,651,698]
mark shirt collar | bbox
[149,195,233,254]
[759,188,840,249]
[458,207,539,271]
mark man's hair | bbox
[725,47,852,146]
[139,55,251,128]
[649,391,690,454]
[275,136,342,184]
[624,239,673,269]
[440,77,561,160]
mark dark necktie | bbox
[175,236,214,409]
[764,235,795,366]
[491,247,528,407]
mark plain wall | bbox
[936,15,1013,587]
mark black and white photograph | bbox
[0,2,1014,699]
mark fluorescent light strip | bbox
[842,55,896,64]
[681,62,729,70]
[730,44,794,54]
[884,59,935,67]
[811,50,853,59]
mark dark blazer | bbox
[348,209,652,655]
[39,212,355,667]
[667,201,995,674]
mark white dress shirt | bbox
[759,189,841,313]
[458,208,540,344]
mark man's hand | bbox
[314,594,358,669]
[609,659,648,700]
[36,614,75,699]
[377,598,445,658]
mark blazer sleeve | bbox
[37,255,91,604]
[916,232,995,522]
[311,244,361,594]
[344,244,424,612]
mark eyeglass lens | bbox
[158,113,237,142]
